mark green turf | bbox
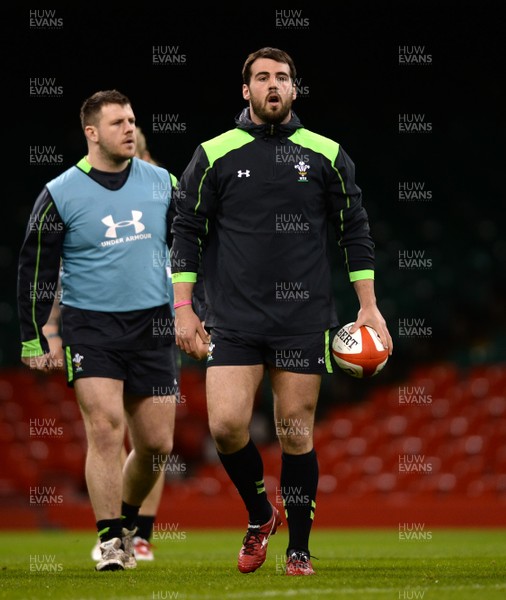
[0,529,505,599]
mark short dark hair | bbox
[80,89,131,129]
[242,47,297,85]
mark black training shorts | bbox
[64,342,179,397]
[205,327,334,374]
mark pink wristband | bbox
[174,300,192,309]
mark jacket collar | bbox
[235,107,303,140]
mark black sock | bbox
[97,518,123,543]
[121,501,141,531]
[135,515,156,541]
[218,438,272,525]
[281,449,318,555]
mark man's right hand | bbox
[22,353,53,373]
[193,322,210,361]
[21,346,65,373]
[175,306,210,360]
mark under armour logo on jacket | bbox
[237,170,251,178]
[102,211,145,238]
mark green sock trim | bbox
[255,479,266,494]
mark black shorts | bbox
[64,343,180,397]
[206,328,334,374]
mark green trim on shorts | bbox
[325,330,333,373]
[65,346,73,383]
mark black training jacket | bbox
[171,109,375,335]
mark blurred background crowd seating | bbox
[1,358,505,529]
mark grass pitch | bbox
[0,528,505,599]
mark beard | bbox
[99,140,135,166]
[249,95,292,125]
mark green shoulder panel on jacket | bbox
[202,129,254,166]
[289,129,340,164]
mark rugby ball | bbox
[332,322,388,378]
